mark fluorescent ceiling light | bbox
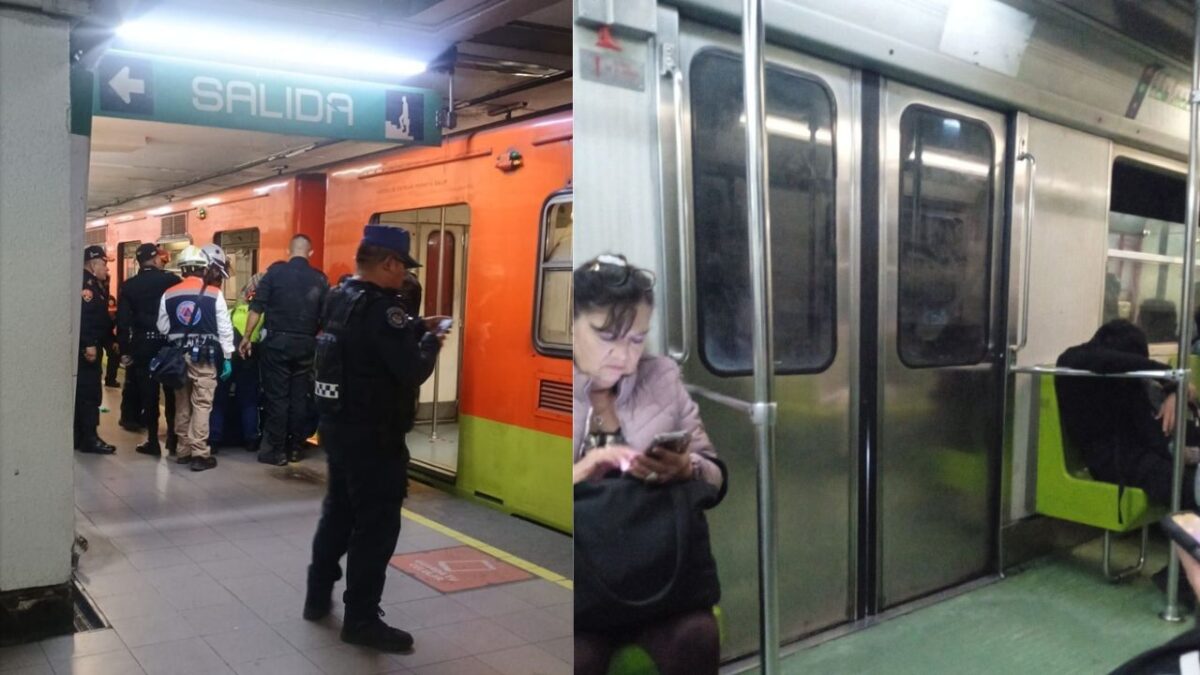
[253,182,289,196]
[908,150,990,177]
[191,198,220,207]
[89,219,107,227]
[739,114,832,145]
[115,18,426,78]
[147,206,172,216]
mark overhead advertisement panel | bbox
[91,50,442,145]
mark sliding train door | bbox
[875,82,1005,608]
[671,19,858,657]
[376,205,470,477]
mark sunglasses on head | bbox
[586,255,656,288]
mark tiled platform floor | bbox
[0,385,572,675]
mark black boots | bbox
[340,611,413,653]
[135,440,161,456]
[78,439,115,454]
[190,456,217,472]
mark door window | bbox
[535,193,573,356]
[896,107,995,367]
[689,51,838,376]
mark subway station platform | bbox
[0,384,572,675]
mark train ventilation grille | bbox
[538,380,572,415]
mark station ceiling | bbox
[79,0,571,219]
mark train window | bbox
[534,192,572,357]
[1104,159,1189,341]
[424,231,456,317]
[896,107,994,368]
[118,241,141,286]
[690,51,837,375]
[215,229,261,304]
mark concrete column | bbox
[0,7,79,637]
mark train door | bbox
[670,19,859,655]
[214,229,260,302]
[665,13,1006,657]
[375,205,469,477]
[875,82,1005,608]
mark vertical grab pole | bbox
[1162,0,1200,623]
[741,0,779,672]
[430,209,447,441]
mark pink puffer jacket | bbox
[573,355,725,492]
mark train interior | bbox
[0,1,573,673]
[572,0,1200,673]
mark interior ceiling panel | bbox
[1049,0,1194,67]
[83,0,570,218]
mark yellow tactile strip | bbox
[401,508,574,591]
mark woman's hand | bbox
[629,446,693,485]
[573,445,637,484]
[1175,544,1200,599]
[1159,392,1179,436]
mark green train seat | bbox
[1036,375,1163,581]
[605,606,725,675]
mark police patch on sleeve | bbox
[385,306,409,329]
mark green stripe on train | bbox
[454,415,572,533]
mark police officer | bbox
[75,245,115,454]
[119,243,181,456]
[240,234,329,466]
[303,226,444,652]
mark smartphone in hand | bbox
[647,430,691,456]
[1162,511,1200,562]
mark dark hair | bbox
[355,243,400,268]
[1092,319,1149,357]
[573,254,655,337]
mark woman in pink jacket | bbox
[573,253,726,675]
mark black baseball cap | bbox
[135,243,160,263]
[361,225,421,269]
[84,245,110,262]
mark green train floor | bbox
[736,532,1197,674]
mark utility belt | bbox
[134,330,165,342]
[170,335,222,365]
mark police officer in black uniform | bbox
[118,243,182,456]
[75,245,116,454]
[302,226,444,652]
[241,234,329,466]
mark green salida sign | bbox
[92,50,441,145]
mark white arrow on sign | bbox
[108,66,145,105]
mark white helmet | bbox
[200,244,229,278]
[176,245,208,271]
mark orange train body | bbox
[94,109,573,529]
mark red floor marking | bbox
[390,546,532,592]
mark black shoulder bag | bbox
[149,292,202,389]
[574,472,723,633]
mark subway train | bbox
[574,0,1197,663]
[86,107,573,533]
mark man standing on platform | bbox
[302,226,444,652]
[241,234,328,466]
[119,243,181,457]
[75,245,115,454]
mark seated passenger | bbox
[572,254,726,675]
[1055,319,1197,509]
